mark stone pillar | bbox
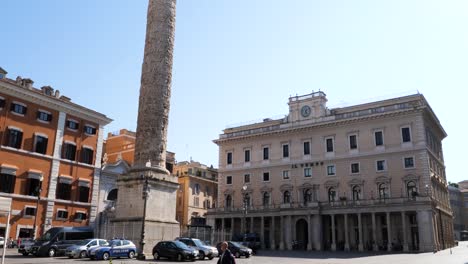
[358,213,364,251]
[279,216,284,250]
[344,214,350,251]
[260,216,265,249]
[372,212,378,251]
[401,211,409,252]
[230,218,234,240]
[417,210,436,252]
[271,216,276,249]
[386,212,392,252]
[250,217,254,234]
[331,214,336,251]
[241,216,245,235]
[287,215,293,250]
[307,214,312,250]
[313,215,322,251]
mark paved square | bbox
[3,242,468,264]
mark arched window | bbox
[243,194,251,207]
[378,183,388,199]
[283,191,291,204]
[407,181,417,198]
[194,183,200,195]
[352,185,361,201]
[107,189,118,201]
[328,187,336,202]
[263,192,270,206]
[225,195,232,208]
[303,189,312,204]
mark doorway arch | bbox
[295,218,309,250]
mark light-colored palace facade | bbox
[207,91,454,252]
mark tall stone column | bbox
[307,214,312,250]
[287,215,293,250]
[271,216,276,249]
[401,211,409,252]
[344,214,350,251]
[386,212,392,252]
[313,215,322,251]
[113,0,179,259]
[260,216,265,248]
[372,212,378,251]
[279,216,284,250]
[358,213,363,251]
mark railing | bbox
[207,196,432,214]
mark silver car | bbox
[177,238,219,260]
[65,238,108,258]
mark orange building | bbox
[0,67,111,239]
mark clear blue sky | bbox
[2,1,467,182]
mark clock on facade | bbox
[301,105,311,117]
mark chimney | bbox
[60,95,71,102]
[0,67,7,79]
[54,90,60,98]
[16,76,23,84]
[41,86,54,96]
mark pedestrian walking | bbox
[217,241,236,264]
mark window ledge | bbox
[0,145,53,160]
[10,111,25,117]
[36,119,51,124]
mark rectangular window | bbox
[349,135,357,149]
[402,127,411,142]
[244,150,250,162]
[10,103,27,115]
[34,135,48,154]
[0,98,5,108]
[351,163,360,174]
[24,207,36,217]
[375,131,384,146]
[282,170,289,180]
[74,212,87,221]
[62,143,77,161]
[326,138,334,152]
[327,165,336,176]
[37,111,52,122]
[282,144,289,158]
[84,125,96,135]
[377,160,386,171]
[66,120,79,130]
[0,174,15,193]
[226,176,232,185]
[244,174,250,183]
[56,210,69,220]
[78,186,90,203]
[303,141,310,155]
[6,129,23,148]
[263,147,269,160]
[56,182,72,200]
[263,172,270,182]
[81,148,94,165]
[404,157,415,168]
[304,168,312,177]
[227,152,232,165]
[27,178,40,196]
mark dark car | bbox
[216,241,252,258]
[152,240,198,261]
[31,227,94,257]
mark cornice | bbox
[0,81,112,125]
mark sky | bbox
[1,1,468,183]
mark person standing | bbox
[218,241,236,264]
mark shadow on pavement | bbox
[253,250,421,259]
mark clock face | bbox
[301,105,311,117]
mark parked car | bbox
[17,238,36,256]
[88,239,136,260]
[152,240,198,261]
[177,237,218,260]
[216,241,252,258]
[31,226,94,257]
[0,237,4,248]
[65,238,108,259]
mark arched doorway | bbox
[295,219,309,250]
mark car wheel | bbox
[199,251,205,260]
[235,252,240,258]
[128,250,135,259]
[68,256,74,259]
[22,253,29,256]
[48,248,56,257]
[246,254,250,258]
[153,251,160,260]
[79,250,87,258]
[208,256,214,260]
[102,252,110,261]
[90,256,95,260]
[177,253,183,262]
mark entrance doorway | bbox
[295,219,308,250]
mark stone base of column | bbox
[331,244,336,251]
[373,244,379,251]
[307,243,312,250]
[279,242,284,250]
[387,243,392,252]
[358,244,364,252]
[344,244,350,251]
[314,243,322,251]
[403,244,409,252]
[271,240,275,250]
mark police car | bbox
[88,239,136,260]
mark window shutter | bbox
[23,106,27,115]
[36,111,41,119]
[0,99,5,108]
[17,131,23,148]
[10,103,15,111]
[92,127,97,134]
[47,113,53,122]
[65,120,70,127]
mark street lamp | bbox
[138,173,150,260]
[242,185,248,239]
[32,175,44,240]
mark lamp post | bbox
[32,175,44,240]
[242,185,248,239]
[138,173,150,260]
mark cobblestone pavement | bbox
[3,242,468,264]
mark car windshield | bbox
[192,239,206,247]
[39,229,59,241]
[76,239,92,246]
[110,240,121,246]
[174,241,190,249]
